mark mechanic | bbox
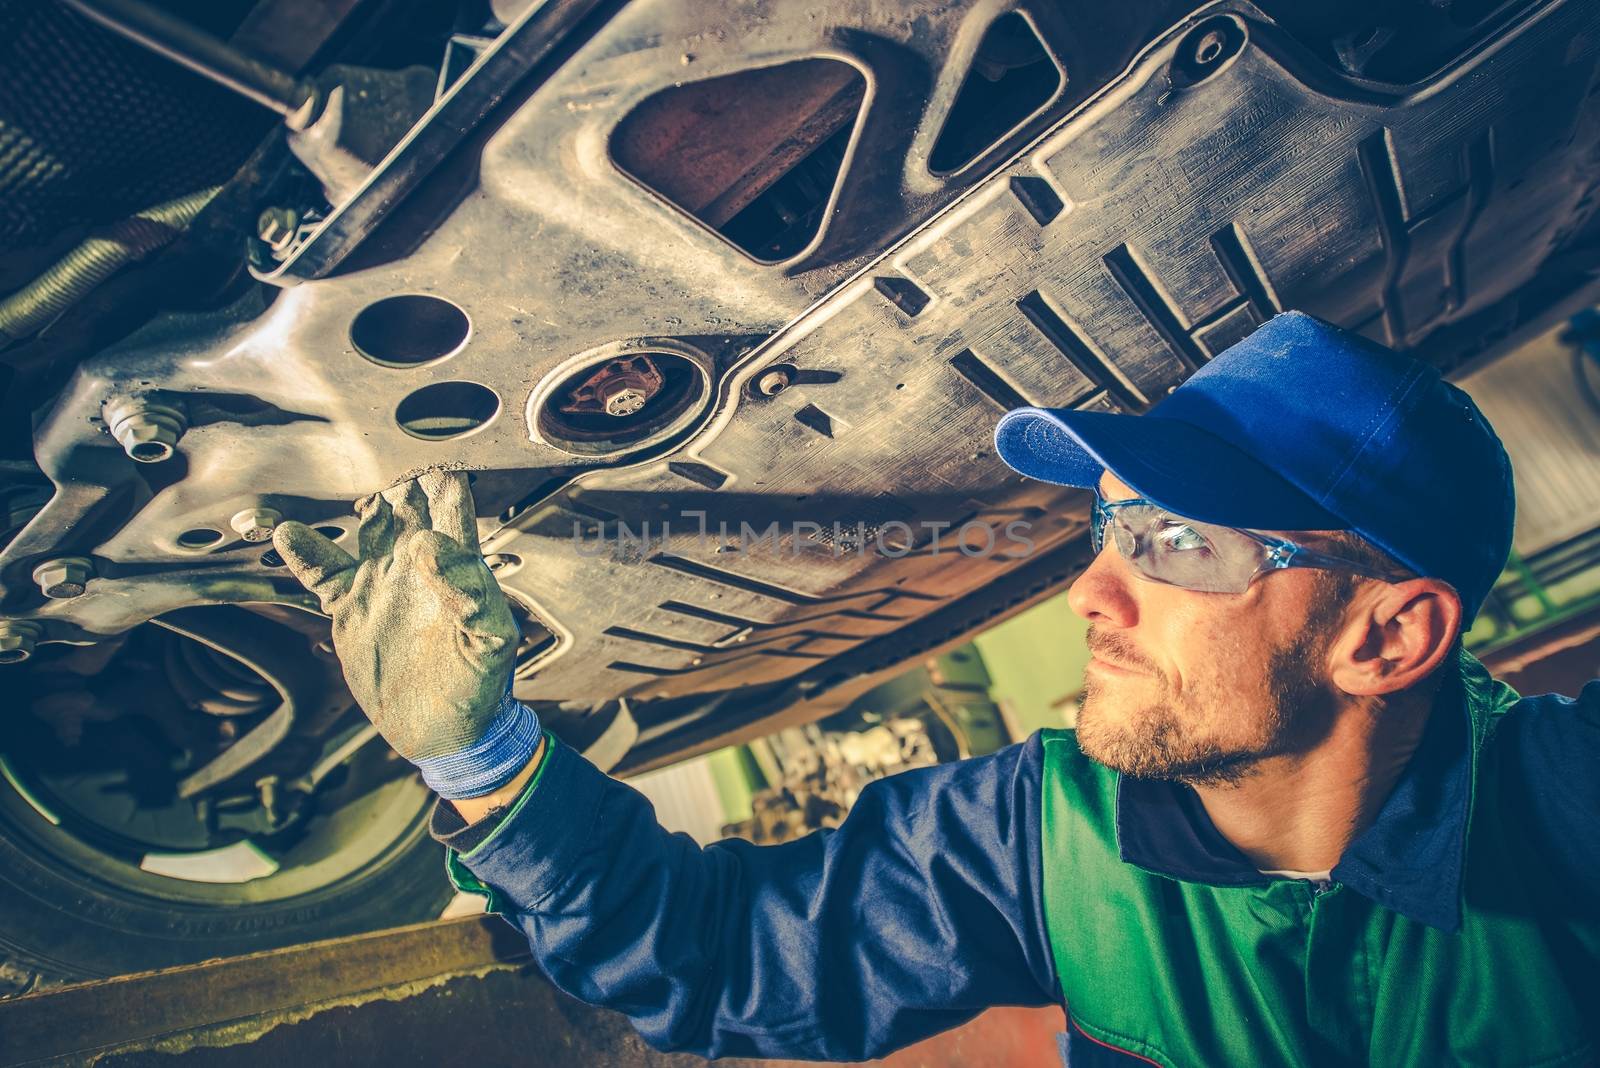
[271,311,1598,1066]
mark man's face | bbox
[1065,472,1349,786]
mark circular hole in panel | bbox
[260,549,285,568]
[485,553,522,576]
[314,525,347,541]
[395,382,501,441]
[751,365,795,398]
[177,528,225,550]
[350,295,471,367]
[1173,17,1243,86]
[536,349,709,457]
[1194,29,1225,64]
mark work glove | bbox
[271,469,541,800]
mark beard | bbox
[1075,623,1337,788]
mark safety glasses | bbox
[1090,492,1410,594]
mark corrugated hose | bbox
[0,184,220,346]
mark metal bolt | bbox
[603,387,648,417]
[230,507,283,543]
[32,557,93,600]
[0,620,43,664]
[256,775,280,825]
[104,397,187,463]
[257,206,301,254]
[756,368,792,396]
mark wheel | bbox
[0,623,455,996]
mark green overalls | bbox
[1040,652,1599,1065]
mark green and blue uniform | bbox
[436,651,1599,1065]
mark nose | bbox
[1067,541,1139,627]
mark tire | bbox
[0,759,454,996]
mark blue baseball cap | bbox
[993,310,1514,623]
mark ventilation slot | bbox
[668,460,730,490]
[793,403,841,438]
[1009,175,1064,226]
[949,348,1029,411]
[873,276,932,317]
[1100,246,1204,370]
[929,12,1063,175]
[612,59,866,262]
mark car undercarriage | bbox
[2,0,1598,990]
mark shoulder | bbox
[1483,679,1600,896]
[1490,678,1600,753]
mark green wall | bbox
[971,591,1091,736]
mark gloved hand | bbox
[271,469,541,800]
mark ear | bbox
[1328,579,1463,698]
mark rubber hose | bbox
[0,185,221,345]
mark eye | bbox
[1155,522,1212,554]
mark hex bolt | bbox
[756,367,793,396]
[0,620,43,664]
[104,397,187,464]
[32,557,94,599]
[230,507,283,543]
[256,206,300,254]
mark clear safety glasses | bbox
[1090,492,1410,594]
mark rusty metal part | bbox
[558,355,666,417]
[612,59,866,232]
